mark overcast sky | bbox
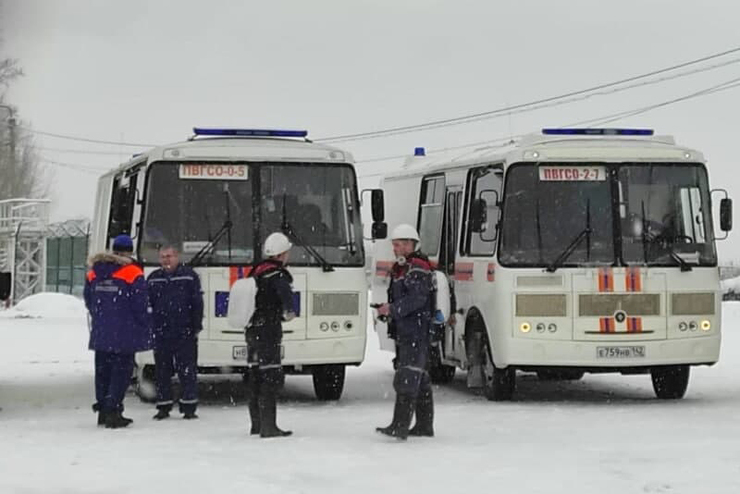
[2,0,740,260]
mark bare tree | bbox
[0,21,49,200]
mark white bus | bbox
[91,128,368,400]
[370,128,732,400]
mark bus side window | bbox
[464,166,502,256]
[417,175,446,257]
[107,173,138,245]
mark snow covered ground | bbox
[1,293,739,494]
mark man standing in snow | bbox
[245,232,297,438]
[375,224,435,440]
[147,245,204,420]
[84,234,152,429]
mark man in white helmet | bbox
[375,224,436,440]
[244,232,297,438]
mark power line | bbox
[355,74,740,176]
[16,126,156,148]
[318,45,740,143]
[34,145,135,156]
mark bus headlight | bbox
[701,320,711,331]
[520,322,531,333]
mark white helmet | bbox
[391,224,420,242]
[263,232,292,257]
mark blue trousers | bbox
[154,336,198,413]
[94,351,135,413]
[393,337,431,398]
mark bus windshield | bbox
[139,162,364,267]
[498,162,716,268]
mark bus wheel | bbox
[537,370,584,381]
[429,346,456,384]
[651,365,690,399]
[135,364,157,403]
[312,364,346,401]
[481,338,515,401]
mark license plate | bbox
[232,345,284,360]
[596,346,645,359]
[232,346,247,360]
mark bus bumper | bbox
[500,334,720,369]
[135,335,367,369]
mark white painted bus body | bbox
[90,136,366,399]
[371,131,724,399]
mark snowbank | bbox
[0,292,87,320]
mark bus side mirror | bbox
[371,189,385,222]
[372,222,388,240]
[469,198,487,233]
[0,272,11,301]
[720,198,733,232]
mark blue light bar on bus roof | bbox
[542,128,654,136]
[193,127,308,138]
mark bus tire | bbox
[135,364,157,403]
[312,364,346,401]
[429,345,456,384]
[651,365,690,399]
[481,335,515,401]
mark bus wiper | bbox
[281,196,334,272]
[546,199,591,273]
[189,219,233,266]
[640,201,691,272]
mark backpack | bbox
[432,270,451,324]
[227,277,257,329]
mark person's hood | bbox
[89,252,133,279]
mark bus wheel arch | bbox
[464,308,515,401]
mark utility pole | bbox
[0,104,16,196]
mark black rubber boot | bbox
[408,388,434,437]
[248,398,261,435]
[259,393,292,438]
[153,404,171,421]
[376,395,414,441]
[97,410,107,427]
[180,403,198,420]
[105,411,133,429]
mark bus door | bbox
[440,187,462,357]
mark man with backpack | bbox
[242,232,297,438]
[147,245,204,420]
[375,224,436,440]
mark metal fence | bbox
[45,219,90,297]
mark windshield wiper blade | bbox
[281,196,334,272]
[545,227,592,273]
[546,199,592,273]
[189,219,233,266]
[640,201,691,272]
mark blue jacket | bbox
[84,253,152,354]
[147,264,204,339]
[388,253,434,344]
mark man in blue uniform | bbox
[147,245,204,420]
[245,232,297,438]
[376,224,436,440]
[84,234,152,429]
